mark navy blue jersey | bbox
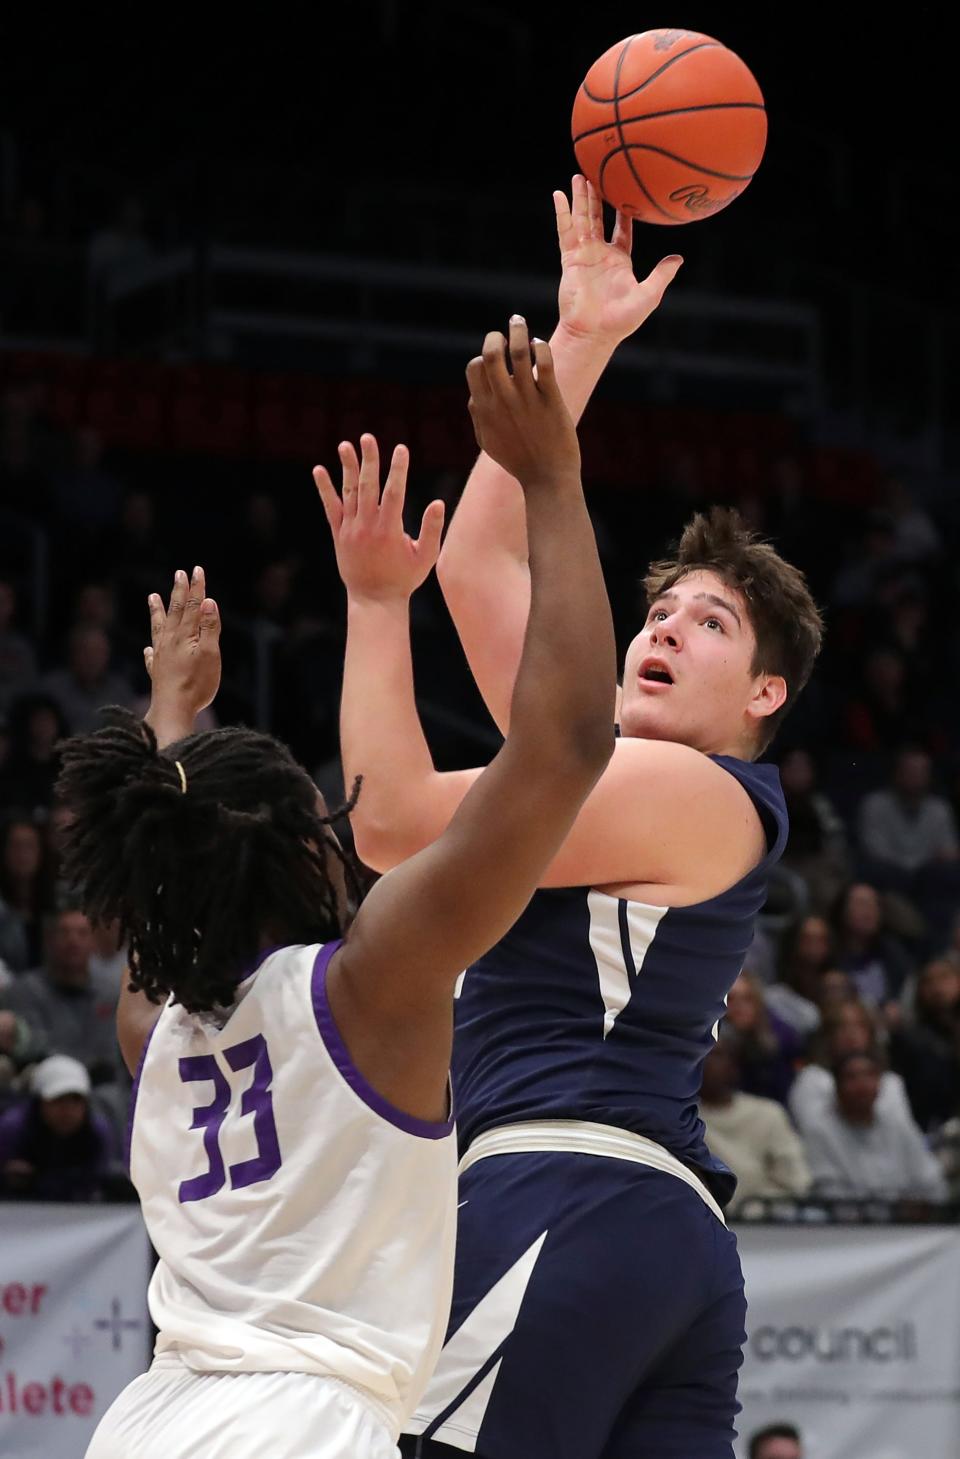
[452,755,788,1206]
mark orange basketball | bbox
[571,29,767,225]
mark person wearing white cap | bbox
[0,1053,119,1199]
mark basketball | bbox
[572,29,767,226]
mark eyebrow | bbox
[651,590,742,629]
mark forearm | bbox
[510,469,615,765]
[340,596,440,861]
[443,324,615,570]
[438,326,616,729]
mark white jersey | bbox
[129,941,457,1436]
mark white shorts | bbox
[85,1355,399,1459]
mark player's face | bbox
[618,570,783,756]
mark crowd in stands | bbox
[1,363,959,1213]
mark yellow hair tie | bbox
[174,761,188,795]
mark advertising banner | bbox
[736,1223,960,1459]
[0,1201,152,1458]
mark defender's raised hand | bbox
[314,435,445,604]
[556,174,683,348]
[467,318,580,488]
[145,566,221,714]
[144,566,221,747]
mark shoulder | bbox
[609,740,769,856]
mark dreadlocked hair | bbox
[56,708,363,1013]
[643,507,824,755]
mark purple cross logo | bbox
[63,1327,93,1361]
[94,1298,143,1351]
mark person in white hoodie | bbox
[804,1052,947,1202]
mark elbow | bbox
[351,816,399,874]
[351,812,424,874]
[436,546,467,603]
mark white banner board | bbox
[0,1201,152,1458]
[736,1223,960,1459]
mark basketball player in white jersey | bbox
[61,321,617,1459]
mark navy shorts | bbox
[401,1150,746,1459]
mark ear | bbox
[746,673,788,726]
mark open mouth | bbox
[639,660,675,685]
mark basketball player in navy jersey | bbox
[334,179,824,1459]
[65,323,619,1459]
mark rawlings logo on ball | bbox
[669,185,742,214]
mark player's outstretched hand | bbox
[556,174,683,348]
[144,566,221,718]
[467,318,580,489]
[314,435,445,604]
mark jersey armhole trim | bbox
[125,1010,161,1173]
[310,943,455,1141]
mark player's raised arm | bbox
[316,321,616,1117]
[436,175,682,732]
[115,566,223,1073]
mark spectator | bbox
[0,1055,119,1200]
[0,998,46,1098]
[102,489,169,624]
[831,511,898,608]
[889,958,960,1133]
[932,1116,960,1203]
[830,882,913,1008]
[818,966,856,1015]
[803,1051,947,1202]
[789,999,914,1135]
[778,748,849,910]
[0,692,68,814]
[749,1424,802,1459]
[0,578,37,714]
[51,427,123,534]
[0,815,54,969]
[723,971,801,1104]
[42,624,136,734]
[764,915,835,1037]
[5,906,120,1086]
[842,647,924,753]
[883,476,942,564]
[90,918,127,999]
[859,747,959,877]
[699,1042,811,1214]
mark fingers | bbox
[148,591,167,647]
[338,441,360,519]
[143,645,154,679]
[466,355,491,403]
[646,254,684,299]
[166,569,189,626]
[531,338,557,398]
[379,443,410,527]
[611,208,634,255]
[554,188,576,256]
[357,434,381,523]
[198,597,221,644]
[508,315,535,396]
[480,331,511,393]
[181,565,205,639]
[585,177,603,241]
[313,465,344,536]
[414,500,445,569]
[571,173,590,244]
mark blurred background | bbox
[0,7,958,1457]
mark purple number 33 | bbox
[178,1034,281,1203]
